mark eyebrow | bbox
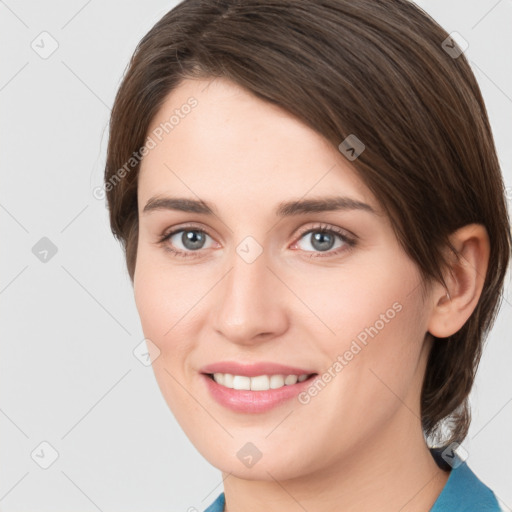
[142,195,377,217]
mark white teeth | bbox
[223,373,234,388]
[250,375,269,391]
[232,375,251,390]
[284,375,298,385]
[213,373,224,386]
[270,374,285,389]
[212,373,310,391]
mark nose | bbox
[211,241,290,346]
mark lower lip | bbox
[201,373,317,413]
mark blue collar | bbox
[204,492,224,512]
[429,447,502,511]
[203,449,502,512]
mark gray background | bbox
[1,1,511,510]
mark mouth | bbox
[200,368,318,413]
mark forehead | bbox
[139,77,377,213]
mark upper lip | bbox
[200,361,316,377]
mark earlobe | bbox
[427,224,490,339]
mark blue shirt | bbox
[203,449,502,511]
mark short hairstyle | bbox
[104,0,511,447]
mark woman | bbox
[104,1,511,510]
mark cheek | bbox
[293,253,427,425]
[134,244,203,338]
[287,250,421,347]
[134,269,173,344]
[340,306,425,422]
[133,254,202,418]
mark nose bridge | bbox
[212,235,288,343]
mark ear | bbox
[427,224,490,338]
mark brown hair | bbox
[104,0,511,447]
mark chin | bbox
[196,438,322,482]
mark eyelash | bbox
[156,223,357,259]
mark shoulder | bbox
[203,492,225,512]
[430,449,502,512]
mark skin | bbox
[134,76,490,512]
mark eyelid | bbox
[159,222,215,241]
[293,223,356,243]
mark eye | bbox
[292,224,356,257]
[157,227,215,258]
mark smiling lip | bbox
[199,361,314,377]
[199,361,317,413]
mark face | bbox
[134,76,434,481]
